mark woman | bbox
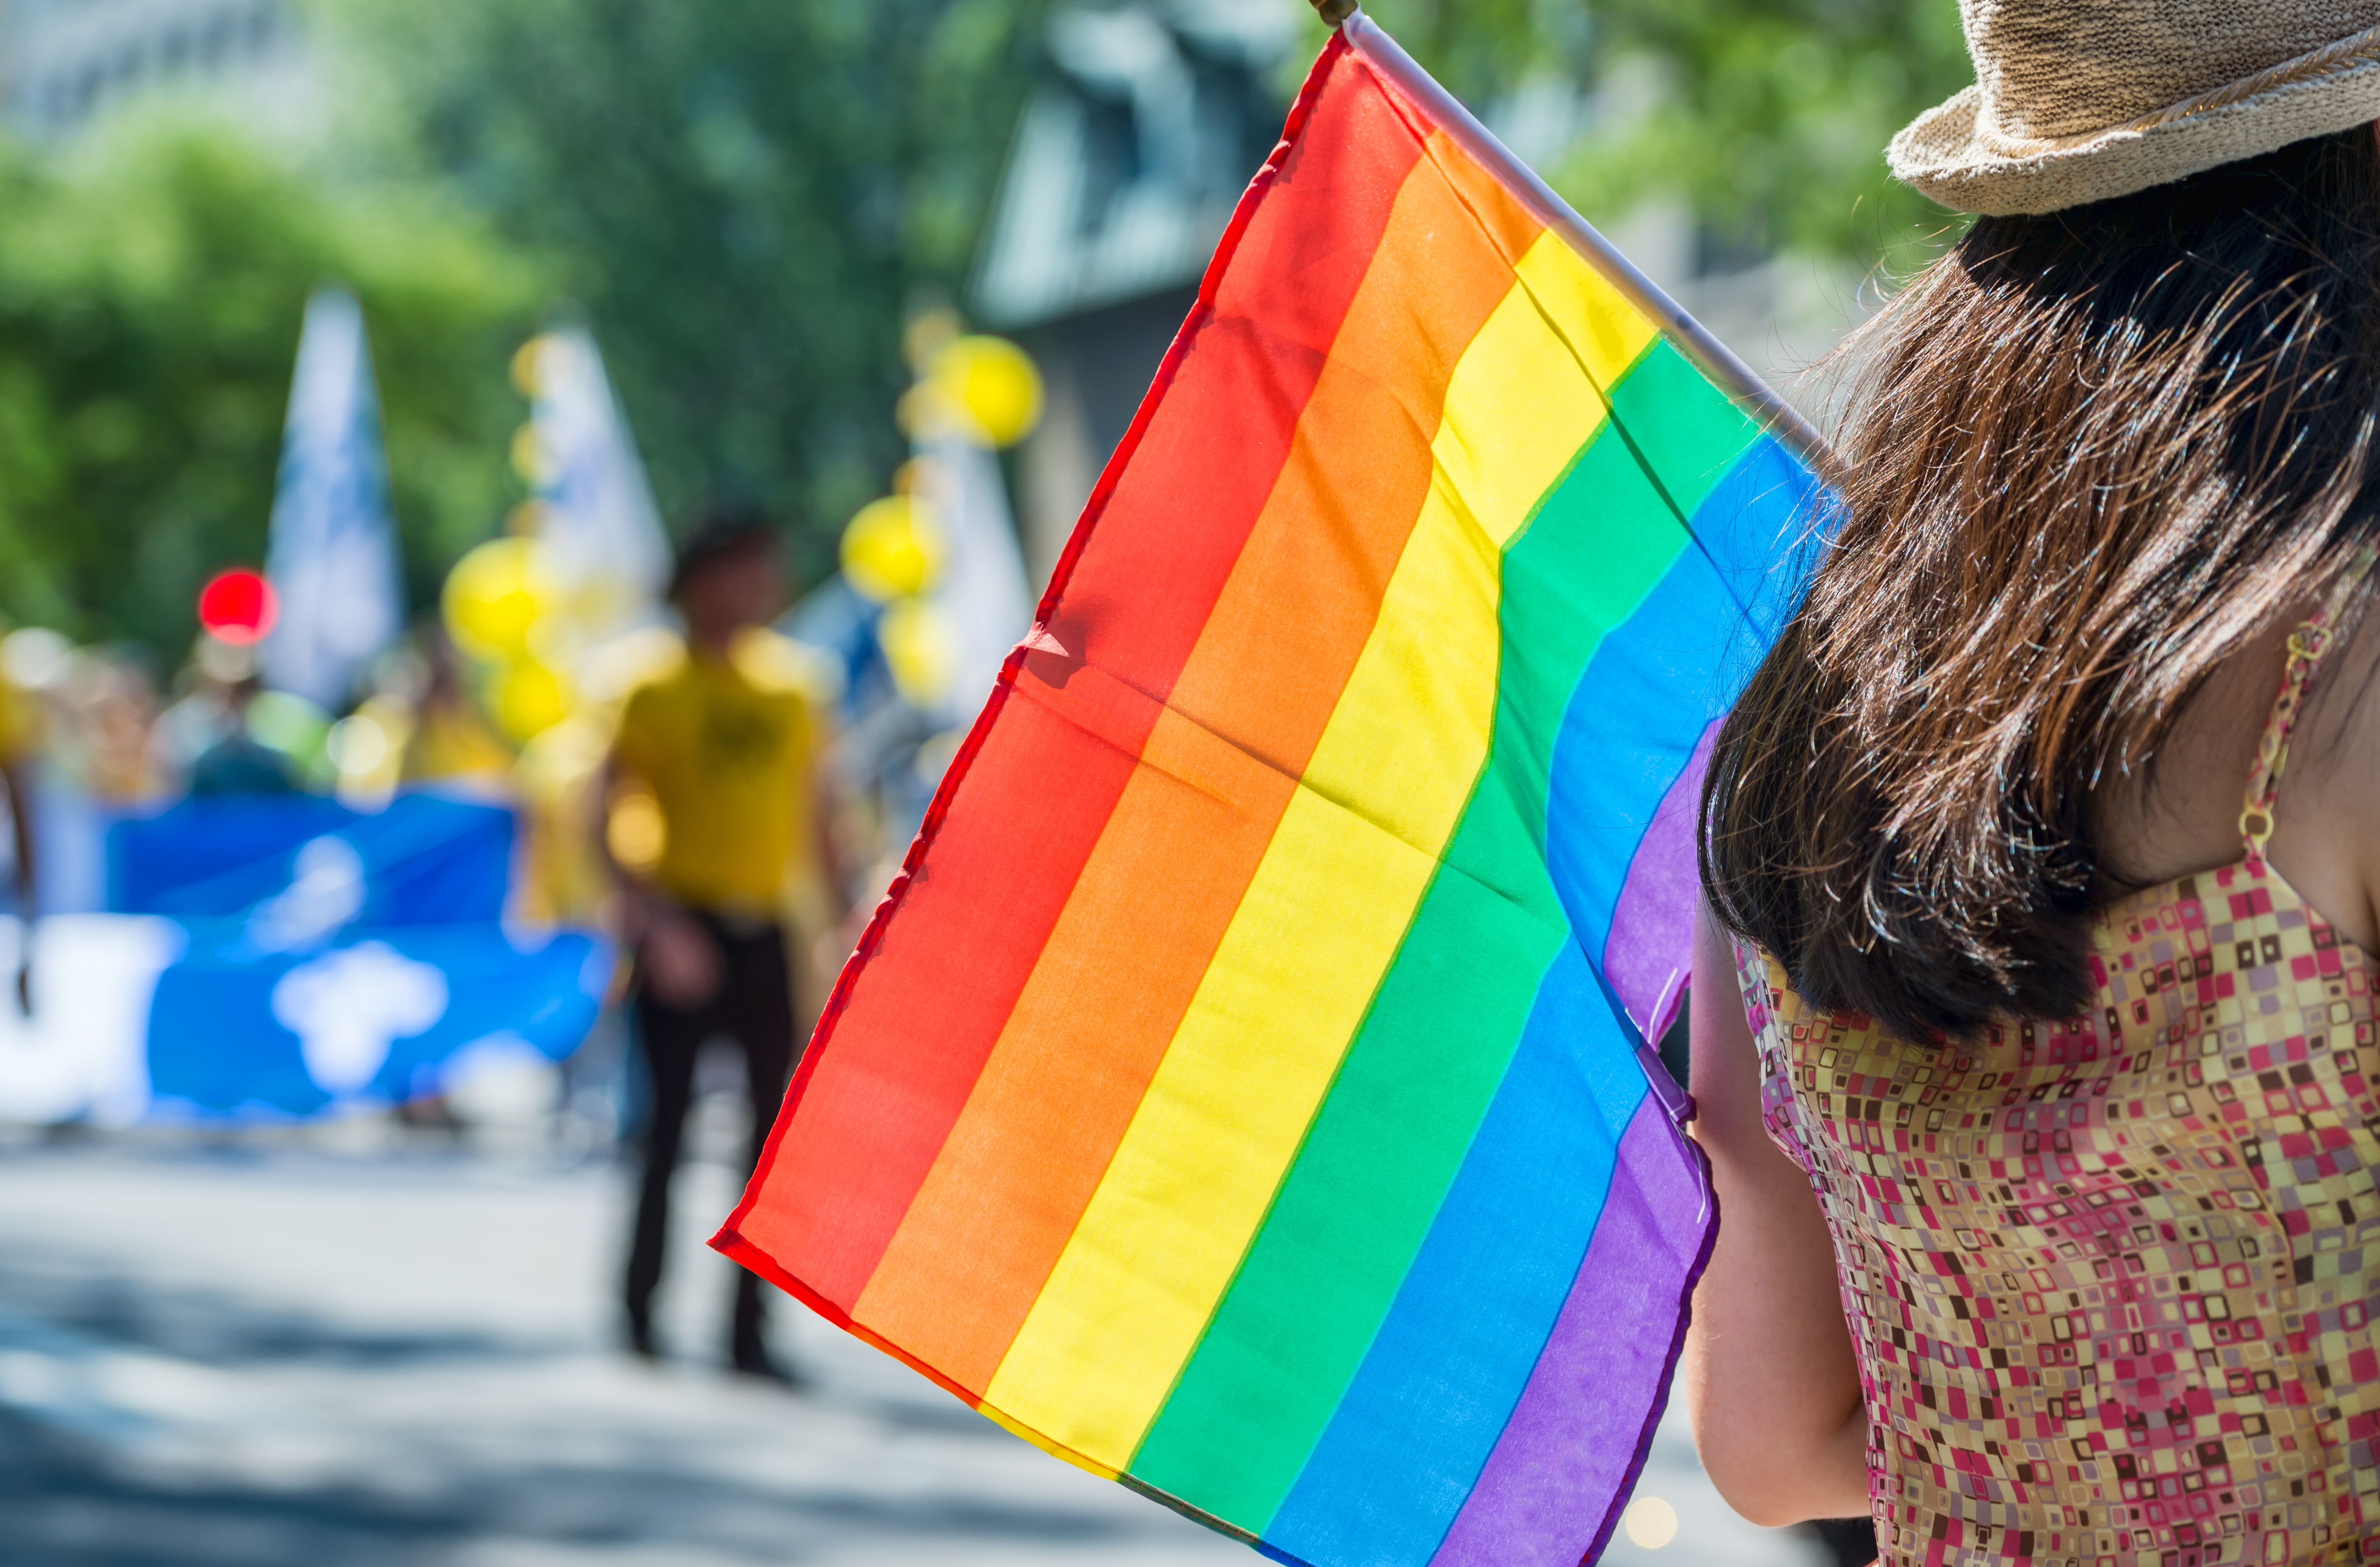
[1688,4,2380,1561]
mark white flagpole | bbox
[1323,4,1841,477]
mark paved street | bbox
[0,1116,1825,1567]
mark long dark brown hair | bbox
[1702,126,2380,1043]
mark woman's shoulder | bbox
[2088,621,2281,891]
[2262,606,2380,952]
[2094,609,2380,953]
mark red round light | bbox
[198,568,278,645]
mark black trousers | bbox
[625,913,796,1359]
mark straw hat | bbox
[1890,5,2380,215]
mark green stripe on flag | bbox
[1126,343,1755,1523]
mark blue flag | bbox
[261,289,404,711]
[109,793,609,1120]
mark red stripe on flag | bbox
[714,36,1424,1313]
[845,131,1541,1396]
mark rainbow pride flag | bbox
[716,18,1826,1567]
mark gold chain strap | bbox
[2241,544,2380,864]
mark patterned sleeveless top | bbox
[1736,554,2380,1567]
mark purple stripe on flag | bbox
[1600,719,1720,1042]
[1425,1098,1713,1567]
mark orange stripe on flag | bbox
[716,48,1417,1312]
[844,131,1541,1394]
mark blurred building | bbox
[971,0,1296,586]
[0,0,312,141]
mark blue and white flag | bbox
[0,794,610,1125]
[523,325,671,647]
[262,288,404,711]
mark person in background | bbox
[184,669,301,798]
[161,636,300,798]
[605,507,845,1380]
[0,655,41,1014]
[399,630,515,794]
[182,675,297,799]
[59,650,167,807]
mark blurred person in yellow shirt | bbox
[607,509,844,1379]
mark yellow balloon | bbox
[510,334,565,399]
[930,335,1043,447]
[492,657,573,740]
[444,537,555,659]
[510,423,560,487]
[878,598,957,708]
[840,495,946,602]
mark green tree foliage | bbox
[0,122,545,653]
[338,0,1051,582]
[1554,0,1973,265]
[1339,0,1974,269]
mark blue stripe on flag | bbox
[1546,437,1821,981]
[1261,939,1645,1564]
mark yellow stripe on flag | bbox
[982,231,1641,1467]
[1507,226,1661,399]
[1433,233,1654,540]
